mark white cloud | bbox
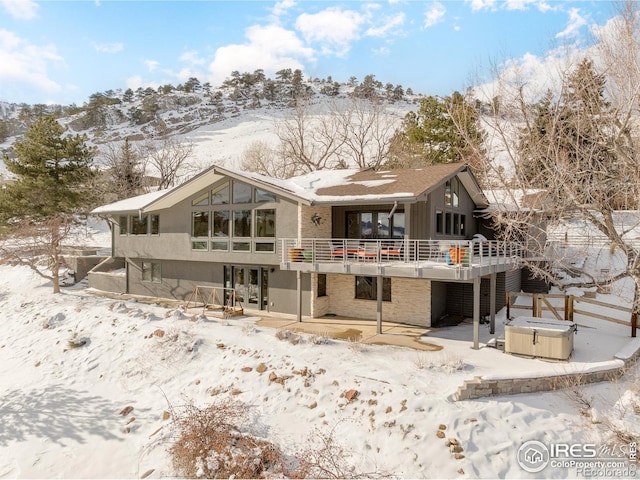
[207,24,313,87]
[423,2,446,29]
[1,0,38,20]
[92,42,124,54]
[144,60,159,72]
[125,75,159,92]
[365,13,405,37]
[466,0,497,11]
[295,7,364,56]
[0,29,62,97]
[556,7,587,39]
[272,0,296,18]
[372,46,390,56]
[179,50,206,66]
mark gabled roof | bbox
[91,162,488,215]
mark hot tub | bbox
[505,317,577,360]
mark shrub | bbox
[169,398,284,478]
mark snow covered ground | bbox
[0,259,638,478]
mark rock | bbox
[153,329,164,338]
[256,363,267,373]
[455,454,465,460]
[345,389,359,402]
[449,438,459,446]
[241,367,253,372]
[457,468,465,474]
[437,431,446,439]
[216,343,225,349]
[35,361,41,367]
[162,411,170,421]
[120,406,134,416]
[231,388,242,395]
[450,445,464,454]
[127,416,135,424]
[194,379,200,385]
[438,424,447,430]
[308,401,318,409]
[385,406,392,414]
[269,372,278,382]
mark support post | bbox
[473,276,481,350]
[296,270,302,323]
[489,273,496,335]
[376,276,383,334]
[632,312,637,338]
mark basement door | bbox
[225,266,269,311]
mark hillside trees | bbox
[0,116,96,293]
[465,1,640,334]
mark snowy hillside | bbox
[0,75,418,178]
[0,262,638,478]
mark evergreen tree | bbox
[386,93,483,169]
[0,116,96,293]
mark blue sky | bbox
[0,0,616,105]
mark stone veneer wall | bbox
[310,272,331,317]
[455,343,640,401]
[299,205,332,239]
[325,274,431,327]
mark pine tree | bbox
[0,116,96,293]
[386,93,484,168]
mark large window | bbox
[347,211,404,239]
[255,209,275,237]
[119,214,160,236]
[142,261,161,283]
[151,215,160,235]
[444,178,460,207]
[232,181,252,204]
[355,277,391,301]
[119,216,128,235]
[233,210,252,237]
[191,181,277,253]
[212,183,229,205]
[192,211,209,237]
[131,215,148,235]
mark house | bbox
[89,162,525,348]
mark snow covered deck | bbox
[280,238,524,280]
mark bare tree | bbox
[275,98,345,173]
[333,98,398,169]
[143,136,195,189]
[240,140,301,179]
[0,216,74,294]
[462,1,640,334]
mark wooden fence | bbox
[506,291,637,336]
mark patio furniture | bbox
[346,240,362,257]
[380,240,403,260]
[358,243,379,261]
[328,241,345,259]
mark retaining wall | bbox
[455,340,640,401]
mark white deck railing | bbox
[280,238,524,268]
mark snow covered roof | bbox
[481,188,547,212]
[91,187,178,215]
[91,163,487,214]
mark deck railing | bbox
[280,238,524,268]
